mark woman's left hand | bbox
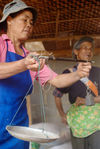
[75,96,85,106]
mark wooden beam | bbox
[33,30,74,37]
[27,35,100,42]
[40,17,100,25]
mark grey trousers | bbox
[71,130,100,149]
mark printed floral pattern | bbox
[67,103,100,138]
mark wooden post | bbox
[26,95,32,126]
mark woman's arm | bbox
[0,55,45,79]
[48,62,91,88]
[55,96,67,124]
[0,59,27,79]
[94,96,100,103]
[75,96,100,106]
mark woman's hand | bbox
[75,96,85,106]
[77,62,91,78]
[61,113,68,124]
[24,52,45,71]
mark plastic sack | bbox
[31,142,40,149]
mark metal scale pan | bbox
[6,125,60,143]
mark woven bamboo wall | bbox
[0,0,100,56]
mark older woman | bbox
[0,0,91,148]
[53,37,100,149]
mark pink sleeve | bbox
[30,65,57,86]
[0,37,7,62]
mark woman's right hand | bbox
[24,53,45,71]
[61,113,68,124]
[77,62,91,78]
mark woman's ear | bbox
[6,16,12,25]
[73,49,78,56]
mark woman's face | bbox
[7,10,34,41]
[74,41,93,61]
